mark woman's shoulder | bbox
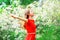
[28,18,34,20]
[28,19,35,22]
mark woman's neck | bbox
[28,16,33,19]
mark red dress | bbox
[24,19,36,40]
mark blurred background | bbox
[0,0,60,40]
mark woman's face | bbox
[29,13,34,17]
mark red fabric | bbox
[25,34,35,40]
[24,19,36,40]
[24,19,36,33]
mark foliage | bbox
[0,0,60,40]
[0,0,10,5]
[20,0,38,6]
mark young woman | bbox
[11,9,36,40]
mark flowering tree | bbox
[0,0,60,40]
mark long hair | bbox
[25,10,30,19]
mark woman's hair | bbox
[25,10,30,19]
[25,9,34,19]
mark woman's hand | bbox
[10,14,17,19]
[11,15,16,18]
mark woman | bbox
[11,9,36,40]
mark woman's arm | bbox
[10,14,27,22]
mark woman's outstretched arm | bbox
[10,14,27,22]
